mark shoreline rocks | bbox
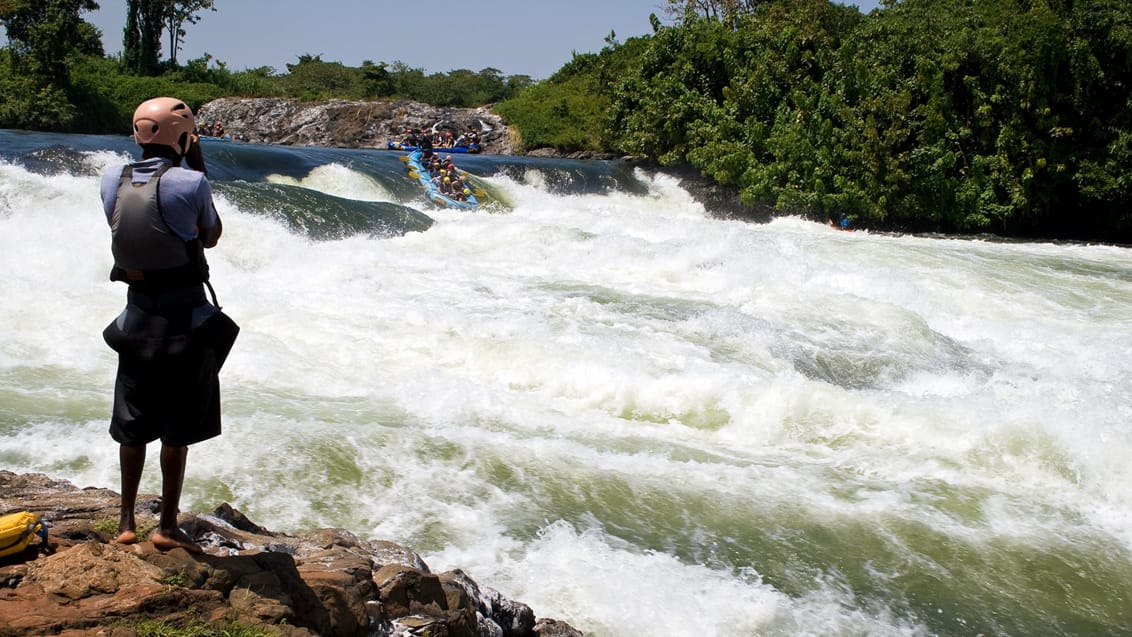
[0,471,583,637]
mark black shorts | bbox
[104,286,238,447]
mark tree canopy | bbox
[0,0,101,83]
[500,0,1131,241]
[122,0,215,74]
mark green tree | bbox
[832,0,1132,236]
[389,60,425,98]
[497,35,650,153]
[360,59,393,97]
[123,0,165,75]
[0,0,102,130]
[282,53,366,99]
[0,0,102,84]
[663,0,769,24]
[1060,0,1132,237]
[163,0,214,65]
[608,14,737,163]
[598,0,1131,240]
[0,50,80,130]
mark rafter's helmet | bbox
[132,97,195,156]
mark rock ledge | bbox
[0,471,583,637]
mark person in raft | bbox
[99,97,239,553]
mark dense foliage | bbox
[498,0,1132,241]
[495,33,650,152]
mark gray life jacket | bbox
[109,164,208,290]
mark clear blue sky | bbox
[12,0,882,80]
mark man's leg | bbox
[115,444,146,544]
[150,444,202,553]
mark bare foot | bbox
[150,529,204,554]
[113,530,138,545]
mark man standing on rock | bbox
[99,97,239,553]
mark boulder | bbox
[0,471,582,637]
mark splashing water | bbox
[2,130,1132,636]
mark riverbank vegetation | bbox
[501,0,1132,242]
[2,0,1130,242]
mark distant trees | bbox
[123,0,164,75]
[360,60,394,98]
[122,0,215,74]
[282,54,365,99]
[164,0,214,65]
[279,55,530,105]
[662,0,770,23]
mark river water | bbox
[2,129,1131,636]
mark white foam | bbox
[4,152,1132,636]
[266,162,395,201]
[427,520,929,637]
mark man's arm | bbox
[199,213,222,248]
[185,135,222,247]
[185,134,207,175]
[194,175,222,248]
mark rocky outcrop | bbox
[197,98,514,155]
[0,471,583,637]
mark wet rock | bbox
[0,471,582,637]
[534,618,587,637]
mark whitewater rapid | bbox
[2,135,1131,636]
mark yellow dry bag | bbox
[0,511,48,558]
